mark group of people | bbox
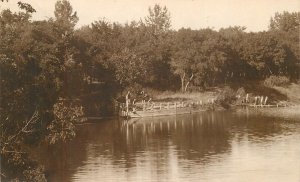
[253,96,268,105]
[238,93,268,105]
[125,90,152,104]
[123,90,152,112]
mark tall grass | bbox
[154,91,218,102]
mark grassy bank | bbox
[153,90,218,103]
[273,83,300,104]
[148,82,300,108]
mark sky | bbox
[1,0,299,32]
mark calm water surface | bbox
[37,109,300,182]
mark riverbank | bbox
[273,83,300,104]
[154,90,218,103]
[149,82,300,110]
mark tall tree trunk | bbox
[184,73,194,92]
[181,73,185,92]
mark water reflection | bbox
[121,112,231,163]
[36,110,300,182]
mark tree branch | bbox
[5,110,39,144]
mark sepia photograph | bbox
[1,0,300,181]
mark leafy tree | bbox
[0,1,84,180]
[238,32,296,78]
[144,4,171,37]
[54,0,78,31]
[1,2,300,180]
[269,11,300,79]
[170,28,198,92]
[269,11,300,32]
[109,48,146,87]
[171,28,236,91]
[138,4,173,89]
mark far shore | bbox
[146,83,300,120]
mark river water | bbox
[37,109,300,182]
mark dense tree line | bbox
[0,0,299,181]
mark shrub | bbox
[216,86,236,109]
[264,75,290,87]
[236,87,246,97]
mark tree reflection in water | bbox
[34,110,300,182]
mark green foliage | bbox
[264,75,290,87]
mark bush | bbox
[216,86,236,109]
[236,87,246,97]
[264,75,290,87]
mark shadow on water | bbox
[34,110,300,182]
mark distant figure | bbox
[260,96,264,105]
[264,96,268,105]
[143,93,151,103]
[254,96,258,105]
[125,91,131,113]
[246,94,249,103]
[255,96,261,105]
